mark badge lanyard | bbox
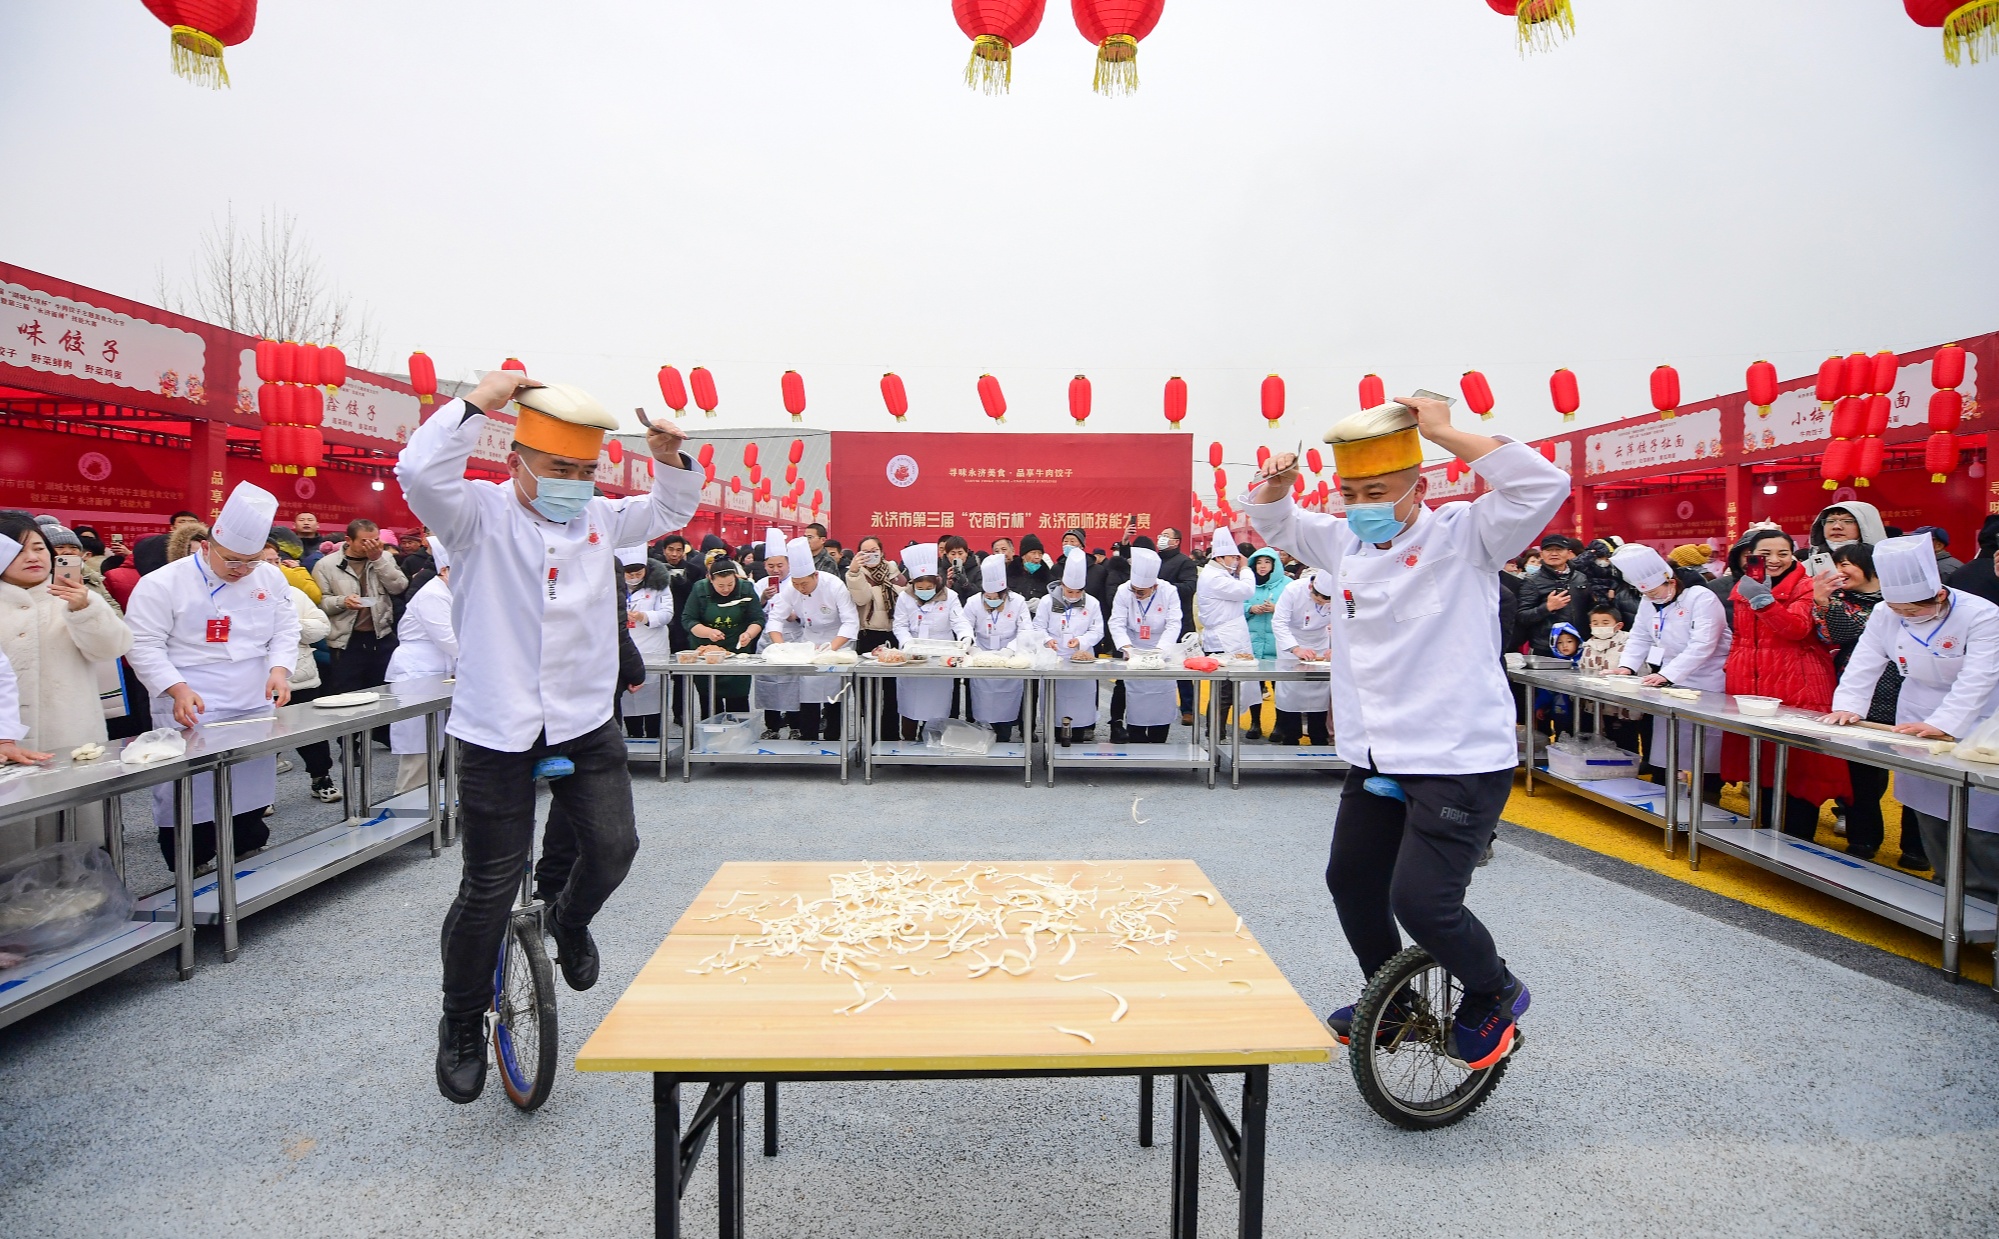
[194,554,233,643]
[1133,590,1158,643]
[1900,593,1955,651]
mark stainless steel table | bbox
[1035,659,1224,788]
[667,659,856,784]
[629,666,687,781]
[1220,659,1348,787]
[850,660,1036,786]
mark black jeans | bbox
[1326,763,1514,996]
[1759,785,1823,841]
[439,718,638,1018]
[331,631,397,744]
[1845,761,1890,855]
[855,631,900,738]
[158,808,270,872]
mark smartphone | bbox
[52,554,82,586]
[1745,554,1767,583]
[1804,550,1835,578]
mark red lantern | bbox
[697,443,715,468]
[1255,445,1271,468]
[781,370,807,423]
[1841,352,1871,399]
[1650,365,1681,420]
[1539,441,1557,463]
[789,439,804,465]
[1863,393,1892,437]
[1820,437,1857,489]
[880,372,908,423]
[1549,368,1580,422]
[1072,0,1167,96]
[1854,436,1885,486]
[1814,356,1843,410]
[1068,374,1092,425]
[255,338,279,382]
[1213,467,1228,498]
[1208,442,1224,468]
[1292,475,1306,499]
[743,442,759,469]
[1929,387,1965,431]
[812,489,824,511]
[1260,374,1285,429]
[1904,0,1999,67]
[1306,448,1323,475]
[502,357,527,373]
[141,0,257,89]
[690,366,719,418]
[318,345,345,394]
[295,343,321,388]
[256,382,284,424]
[274,340,301,385]
[1926,432,1960,483]
[729,476,742,494]
[1870,350,1900,396]
[978,374,1007,423]
[954,0,1049,94]
[1830,397,1867,440]
[703,463,716,485]
[607,439,624,465]
[1746,359,1778,417]
[293,385,323,427]
[1163,375,1187,429]
[1485,0,1576,54]
[1446,459,1466,483]
[407,350,437,406]
[1358,373,1385,409]
[1933,343,1967,390]
[1460,370,1494,420]
[749,464,763,487]
[657,365,689,414]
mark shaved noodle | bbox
[1054,1026,1096,1044]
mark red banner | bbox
[828,431,1192,551]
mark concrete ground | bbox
[3,754,1998,1238]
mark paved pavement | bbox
[4,759,1997,1237]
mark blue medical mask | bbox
[518,461,594,524]
[1024,559,1042,572]
[914,586,937,602]
[983,594,1005,609]
[1346,479,1418,544]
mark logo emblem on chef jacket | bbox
[1943,639,1955,650]
[1403,546,1423,568]
[255,590,267,601]
[887,454,919,488]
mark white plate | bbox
[313,692,382,709]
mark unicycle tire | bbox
[1347,945,1516,1131]
[492,916,559,1111]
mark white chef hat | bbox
[763,528,787,560]
[212,482,279,556]
[428,537,450,572]
[1610,543,1671,592]
[0,533,19,571]
[1063,549,1087,590]
[1130,547,1161,588]
[785,537,816,580]
[981,554,1007,594]
[1308,568,1334,596]
[1211,527,1239,559]
[903,543,938,580]
[1874,533,1943,604]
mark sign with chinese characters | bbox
[1584,406,1723,478]
[235,348,423,447]
[1421,463,1478,500]
[0,279,206,402]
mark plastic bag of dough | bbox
[0,842,135,962]
[119,727,187,766]
[1950,712,1999,765]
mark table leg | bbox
[1206,679,1219,789]
[1044,678,1057,788]
[659,673,672,784]
[338,733,355,821]
[1171,1072,1201,1238]
[1231,678,1242,789]
[358,732,374,817]
[763,1081,778,1157]
[655,1074,681,1239]
[1237,1066,1267,1239]
[174,777,195,980]
[444,737,459,846]
[1746,733,1761,830]
[214,758,240,962]
[719,1081,745,1239]
[681,672,694,784]
[1139,1072,1154,1147]
[1771,744,1789,841]
[863,678,876,786]
[425,713,442,858]
[104,793,125,886]
[1688,724,1705,871]
[1521,686,1535,796]
[1023,679,1035,787]
[1662,714,1679,857]
[1943,779,1967,982]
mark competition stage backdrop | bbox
[828,431,1192,552]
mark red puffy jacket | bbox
[1719,564,1850,806]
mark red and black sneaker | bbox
[1326,988,1418,1049]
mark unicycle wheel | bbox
[1346,945,1516,1130]
[492,915,559,1111]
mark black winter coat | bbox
[1515,565,1593,654]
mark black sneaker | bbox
[436,1014,487,1103]
[1109,723,1129,744]
[1326,988,1418,1048]
[549,918,600,991]
[1899,850,1931,871]
[310,776,342,803]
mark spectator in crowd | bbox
[1916,525,1962,578]
[396,528,428,559]
[1498,562,1523,657]
[263,528,323,605]
[292,511,326,570]
[73,525,106,572]
[1576,602,1645,755]
[1517,533,1592,654]
[133,509,203,575]
[1008,533,1052,603]
[34,517,120,614]
[617,547,674,739]
[1243,548,1286,739]
[1578,536,1642,626]
[805,523,838,574]
[0,518,134,861]
[845,535,906,737]
[385,539,459,791]
[257,538,339,802]
[101,551,140,612]
[313,518,409,702]
[1522,547,1542,575]
[1706,522,1782,615]
[1808,500,1885,557]
[942,535,980,603]
[1944,514,1999,605]
[680,557,763,714]
[1534,622,1586,735]
[1154,527,1200,725]
[1668,543,1715,577]
[1719,526,1850,837]
[1810,542,1912,866]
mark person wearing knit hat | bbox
[764,534,859,743]
[1667,543,1714,573]
[1246,391,1568,1072]
[1107,546,1181,743]
[1031,548,1105,742]
[1008,532,1050,604]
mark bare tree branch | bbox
[157,204,381,368]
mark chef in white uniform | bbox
[1268,568,1333,746]
[752,529,800,733]
[386,537,458,792]
[0,587,48,766]
[767,535,859,742]
[619,544,675,731]
[125,482,299,872]
[1829,534,1999,896]
[1609,543,1730,783]
[1247,394,1567,1071]
[395,369,699,1105]
[965,552,1032,741]
[1109,546,1182,743]
[1032,550,1104,741]
[1196,526,1257,733]
[891,543,969,731]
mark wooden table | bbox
[577,859,1337,1237]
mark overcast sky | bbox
[4,2,1995,474]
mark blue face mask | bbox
[983,594,1005,609]
[914,586,937,602]
[1346,479,1418,544]
[519,462,594,524]
[1025,559,1042,572]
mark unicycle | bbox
[487,755,570,1111]
[1345,945,1520,1130]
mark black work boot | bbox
[436,1014,487,1103]
[549,918,600,991]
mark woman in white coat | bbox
[386,538,458,792]
[1032,550,1104,742]
[257,540,336,801]
[1609,543,1731,798]
[892,544,972,734]
[0,521,134,860]
[1109,547,1182,743]
[1268,569,1333,746]
[966,552,1032,741]
[1829,535,1999,896]
[619,546,675,737]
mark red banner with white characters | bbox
[828,431,1192,551]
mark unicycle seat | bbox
[532,756,575,780]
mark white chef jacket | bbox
[620,583,677,718]
[1110,583,1182,728]
[1269,575,1332,713]
[767,572,859,707]
[1619,587,1730,689]
[1246,440,1569,774]
[395,399,703,752]
[893,590,971,721]
[387,578,458,754]
[1034,593,1105,728]
[0,646,24,742]
[1833,588,1999,831]
[965,592,1033,725]
[1195,562,1256,655]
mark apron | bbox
[1123,590,1178,727]
[896,597,962,722]
[148,560,282,829]
[1891,599,1999,831]
[1274,594,1331,713]
[766,583,844,707]
[620,587,674,718]
[386,642,454,755]
[751,582,801,712]
[1637,595,1727,762]
[967,598,1028,724]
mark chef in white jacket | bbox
[1109,546,1182,743]
[1247,394,1567,1071]
[1033,550,1105,740]
[387,538,458,792]
[0,627,47,765]
[395,370,699,1105]
[1608,543,1730,780]
[891,544,970,730]
[125,482,299,872]
[752,530,800,733]
[619,545,675,730]
[767,536,859,743]
[1196,526,1257,734]
[967,553,1034,741]
[1829,534,1999,897]
[1268,569,1333,745]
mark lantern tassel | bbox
[1515,0,1576,55]
[168,26,231,89]
[1943,0,1999,66]
[1092,36,1140,96]
[964,36,1014,95]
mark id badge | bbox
[206,616,232,643]
[1139,624,1152,642]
